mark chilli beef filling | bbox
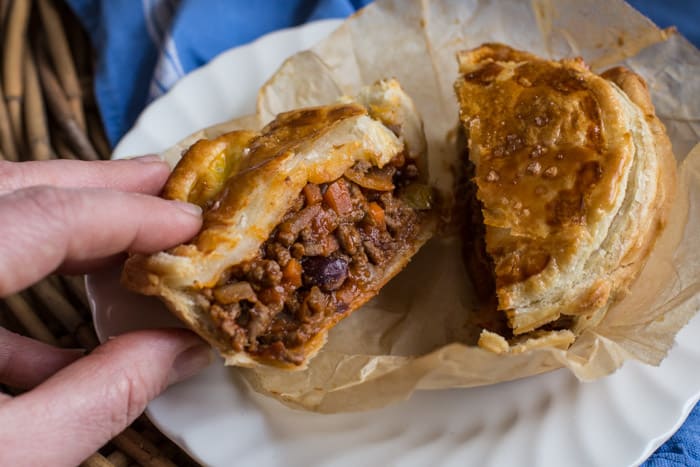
[457,136,510,339]
[201,154,431,364]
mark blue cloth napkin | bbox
[66,0,372,146]
[65,1,700,465]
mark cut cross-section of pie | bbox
[123,79,436,369]
[454,44,675,353]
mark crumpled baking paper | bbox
[161,0,700,412]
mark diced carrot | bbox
[368,201,385,228]
[303,183,323,205]
[323,179,353,215]
[282,258,303,287]
[257,287,284,309]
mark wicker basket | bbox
[0,1,198,465]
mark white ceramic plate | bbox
[91,19,700,467]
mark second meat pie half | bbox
[455,44,675,353]
[123,79,435,369]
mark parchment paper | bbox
[164,0,700,412]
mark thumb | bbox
[0,329,212,467]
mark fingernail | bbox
[131,154,163,163]
[170,200,203,216]
[168,344,213,385]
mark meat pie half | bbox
[123,79,435,369]
[454,44,675,353]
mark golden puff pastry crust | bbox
[123,79,435,369]
[454,44,675,346]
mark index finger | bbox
[0,156,170,196]
[0,186,201,296]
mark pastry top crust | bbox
[455,43,674,335]
[456,44,630,283]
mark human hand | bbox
[0,156,211,466]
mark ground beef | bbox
[336,224,361,255]
[277,204,322,246]
[265,243,291,267]
[362,239,385,264]
[205,155,428,364]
